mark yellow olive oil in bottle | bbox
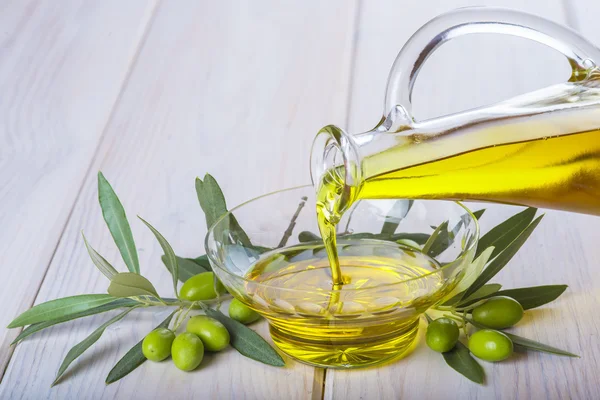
[313,75,600,284]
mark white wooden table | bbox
[1,1,599,399]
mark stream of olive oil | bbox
[246,242,449,367]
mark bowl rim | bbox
[204,185,480,293]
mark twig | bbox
[277,196,308,247]
[443,314,465,328]
[173,302,198,331]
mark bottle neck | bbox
[310,125,363,218]
[310,105,414,201]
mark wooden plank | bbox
[325,0,600,399]
[0,1,358,398]
[0,0,159,377]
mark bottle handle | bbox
[385,7,600,120]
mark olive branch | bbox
[8,172,284,386]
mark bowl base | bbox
[269,319,419,369]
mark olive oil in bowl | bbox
[246,241,452,368]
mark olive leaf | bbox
[195,174,228,228]
[192,255,212,271]
[475,207,537,259]
[298,231,321,242]
[299,230,432,246]
[380,200,413,235]
[462,215,544,300]
[283,247,313,262]
[508,333,579,357]
[8,294,118,328]
[442,341,485,384]
[444,283,502,307]
[98,172,140,274]
[82,232,118,279]
[105,310,176,384]
[466,318,578,357]
[12,298,139,345]
[450,208,483,245]
[52,306,138,386]
[138,216,179,297]
[422,208,484,259]
[445,208,484,231]
[353,232,427,242]
[472,209,486,220]
[196,174,251,246]
[422,221,450,257]
[162,255,208,283]
[108,272,160,299]
[468,285,568,310]
[391,233,431,244]
[205,309,285,366]
[457,283,503,306]
[441,247,495,305]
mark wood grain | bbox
[325,1,600,399]
[0,1,358,398]
[2,1,600,399]
[0,0,159,376]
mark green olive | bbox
[179,272,225,301]
[171,332,204,371]
[186,315,230,351]
[229,299,261,325]
[472,296,524,329]
[468,329,513,362]
[142,328,175,361]
[426,318,460,353]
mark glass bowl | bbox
[205,186,479,368]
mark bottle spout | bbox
[309,105,414,219]
[312,105,414,183]
[310,125,360,187]
[310,125,362,218]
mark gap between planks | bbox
[314,0,362,398]
[311,368,326,400]
[0,0,164,384]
